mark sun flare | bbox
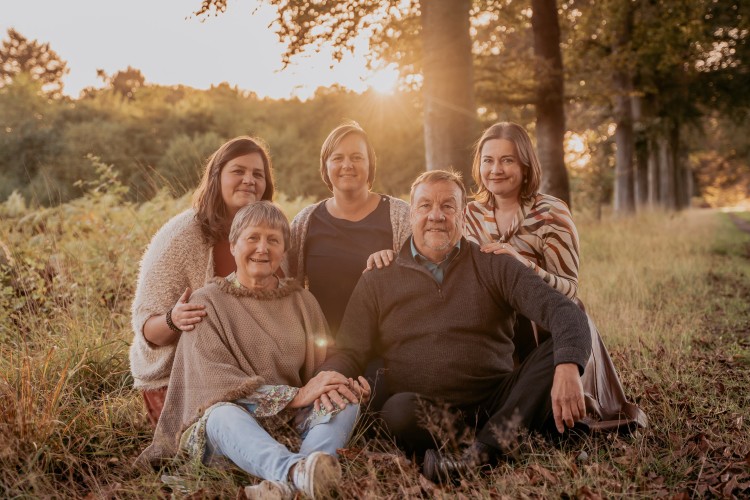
[364,63,400,94]
[564,132,591,170]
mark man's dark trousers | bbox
[379,338,556,456]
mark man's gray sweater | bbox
[320,237,591,407]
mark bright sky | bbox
[1,0,400,99]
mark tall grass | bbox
[1,172,748,497]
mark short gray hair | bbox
[229,201,291,249]
[409,170,467,208]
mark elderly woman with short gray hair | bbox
[137,201,369,499]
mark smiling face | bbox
[325,133,370,195]
[410,180,464,263]
[479,139,525,202]
[230,224,285,287]
[220,152,267,217]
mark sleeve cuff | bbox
[237,384,299,417]
[553,347,589,375]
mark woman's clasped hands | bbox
[289,370,370,411]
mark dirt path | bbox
[729,213,750,234]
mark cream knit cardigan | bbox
[284,195,412,283]
[130,209,215,390]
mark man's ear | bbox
[230,243,235,256]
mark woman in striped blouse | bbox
[464,123,579,299]
[465,121,646,432]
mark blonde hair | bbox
[319,121,377,191]
[471,122,541,207]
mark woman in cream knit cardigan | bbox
[139,201,368,499]
[130,136,275,425]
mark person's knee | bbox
[333,402,360,426]
[205,404,251,441]
[380,392,423,437]
[380,392,441,456]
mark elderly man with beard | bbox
[316,170,591,483]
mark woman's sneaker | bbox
[242,480,293,500]
[291,451,341,499]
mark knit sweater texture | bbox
[129,209,216,390]
[284,195,411,283]
[320,237,591,407]
[137,277,328,466]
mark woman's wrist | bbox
[288,387,305,408]
[165,308,181,333]
[143,314,181,346]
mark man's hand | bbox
[550,363,585,433]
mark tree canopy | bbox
[0,28,68,97]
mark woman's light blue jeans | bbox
[204,403,359,482]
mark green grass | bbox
[1,180,749,498]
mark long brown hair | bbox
[471,122,541,207]
[192,136,274,245]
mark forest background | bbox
[1,0,750,498]
[1,0,749,213]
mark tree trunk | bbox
[658,134,677,210]
[531,0,570,205]
[612,1,635,214]
[674,147,685,210]
[613,95,635,213]
[634,135,648,208]
[421,0,477,186]
[632,95,649,208]
[671,125,690,210]
[647,138,659,206]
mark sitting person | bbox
[130,136,276,426]
[318,170,592,484]
[137,201,370,499]
[464,122,646,431]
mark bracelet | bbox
[165,308,181,333]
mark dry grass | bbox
[1,178,749,499]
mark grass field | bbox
[1,179,749,498]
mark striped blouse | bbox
[464,193,580,299]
